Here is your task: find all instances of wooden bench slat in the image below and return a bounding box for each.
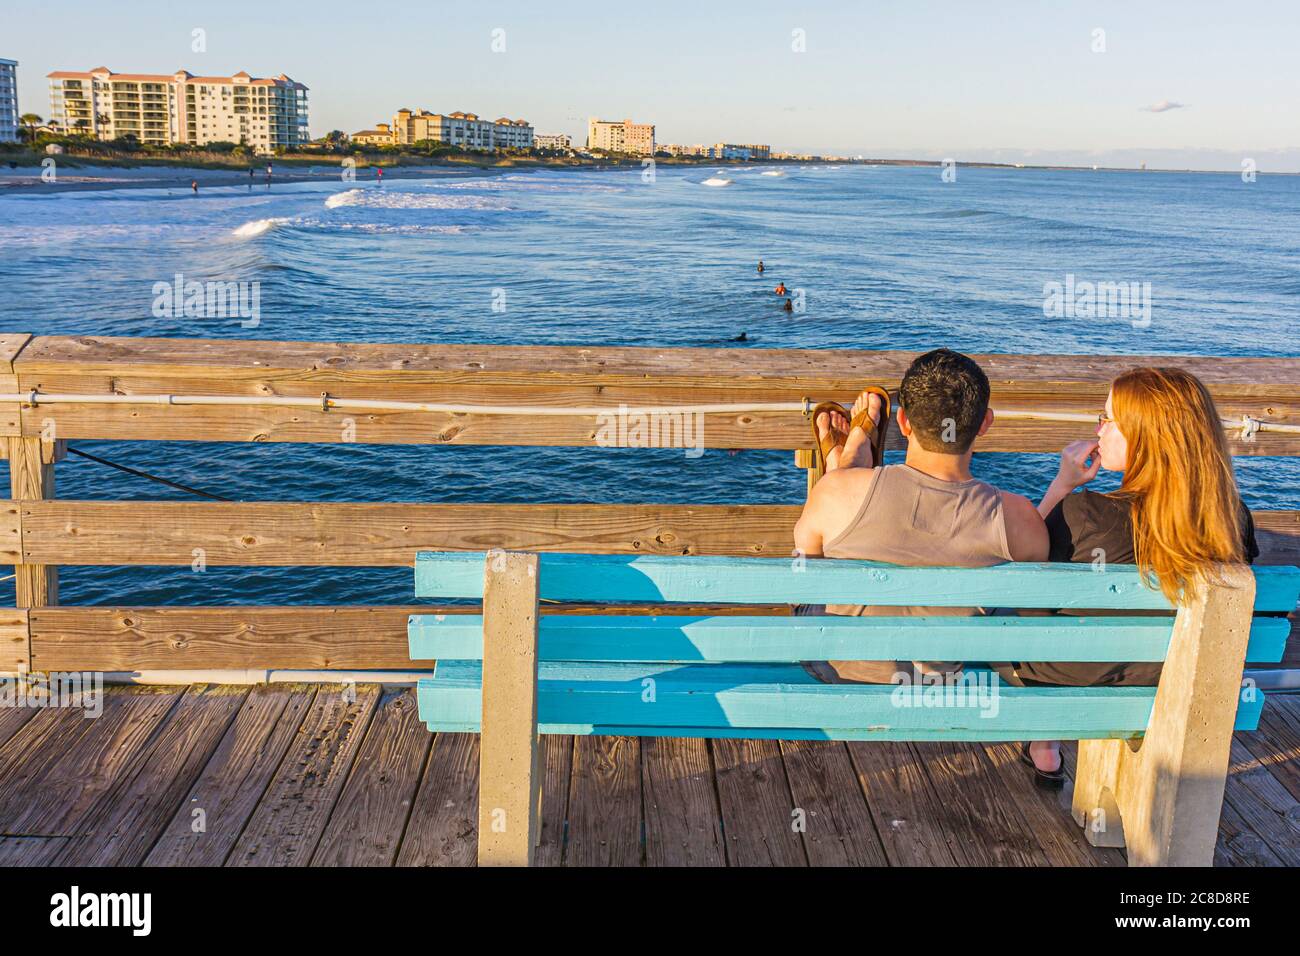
[415,553,1300,613]
[408,613,1291,664]
[415,662,1265,737]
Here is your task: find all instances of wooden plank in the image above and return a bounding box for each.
[54,684,248,866]
[394,733,480,867]
[0,836,69,866]
[8,437,57,605]
[477,551,541,866]
[1219,737,1300,866]
[912,741,1051,866]
[1214,793,1284,867]
[419,661,1262,738]
[0,700,37,754]
[0,686,180,837]
[12,502,1300,575]
[980,741,1124,867]
[226,683,380,866]
[411,613,1290,664]
[17,502,802,565]
[1236,704,1300,804]
[144,684,314,866]
[0,333,32,438]
[534,734,573,867]
[641,736,725,866]
[845,742,960,865]
[12,335,1298,452]
[564,735,642,866]
[311,686,432,866]
[711,738,806,866]
[27,603,790,672]
[779,739,889,866]
[0,609,30,673]
[417,552,1299,611]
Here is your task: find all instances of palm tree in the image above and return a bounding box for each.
[18,113,42,143]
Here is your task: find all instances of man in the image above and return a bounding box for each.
[794,348,1048,684]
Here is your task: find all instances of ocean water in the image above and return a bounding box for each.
[0,164,1296,605]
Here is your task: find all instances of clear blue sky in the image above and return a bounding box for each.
[7,0,1298,170]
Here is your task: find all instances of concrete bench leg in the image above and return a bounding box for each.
[476,550,542,867]
[1072,563,1255,866]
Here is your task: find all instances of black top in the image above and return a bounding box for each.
[1045,490,1260,566]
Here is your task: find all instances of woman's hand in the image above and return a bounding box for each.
[1037,439,1101,518]
[1055,439,1102,490]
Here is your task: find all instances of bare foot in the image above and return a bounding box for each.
[816,406,850,471]
[839,390,884,469]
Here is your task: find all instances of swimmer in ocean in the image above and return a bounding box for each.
[191,180,198,194]
[757,260,765,274]
[783,298,794,312]
[774,282,787,295]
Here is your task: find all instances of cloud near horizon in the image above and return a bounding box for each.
[1140,100,1187,113]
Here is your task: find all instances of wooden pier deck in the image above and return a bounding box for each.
[1,682,1296,867]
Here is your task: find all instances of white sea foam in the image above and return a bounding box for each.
[324,188,509,210]
[701,177,732,187]
[761,170,785,177]
[232,217,287,238]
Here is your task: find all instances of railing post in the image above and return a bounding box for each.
[8,436,59,608]
[477,549,541,866]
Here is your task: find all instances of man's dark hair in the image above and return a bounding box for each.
[897,348,990,453]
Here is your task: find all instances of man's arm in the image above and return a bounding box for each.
[1001,491,1049,562]
[793,482,827,557]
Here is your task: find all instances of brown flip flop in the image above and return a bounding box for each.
[848,386,891,468]
[808,401,849,484]
[806,386,891,484]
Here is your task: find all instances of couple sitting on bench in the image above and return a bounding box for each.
[795,348,1259,789]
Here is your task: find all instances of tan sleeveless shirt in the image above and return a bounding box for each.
[803,464,1013,683]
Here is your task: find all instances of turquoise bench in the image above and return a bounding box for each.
[408,550,1300,866]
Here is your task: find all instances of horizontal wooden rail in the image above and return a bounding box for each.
[22,605,1298,672]
[5,501,1297,566]
[3,334,1297,453]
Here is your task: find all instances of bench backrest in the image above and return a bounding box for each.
[408,552,1300,742]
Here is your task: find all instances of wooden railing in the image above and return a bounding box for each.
[2,333,1297,675]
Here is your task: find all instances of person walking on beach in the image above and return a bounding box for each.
[377,167,384,184]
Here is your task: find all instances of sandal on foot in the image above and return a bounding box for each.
[847,386,891,469]
[1020,742,1065,791]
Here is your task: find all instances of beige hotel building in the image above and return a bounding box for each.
[587,117,655,156]
[47,67,309,153]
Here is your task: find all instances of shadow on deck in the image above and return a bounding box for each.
[0,683,1296,867]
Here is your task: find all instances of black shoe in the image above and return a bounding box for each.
[1020,742,1065,791]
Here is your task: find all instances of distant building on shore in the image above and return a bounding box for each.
[383,108,533,150]
[587,117,655,156]
[46,67,309,153]
[0,58,18,143]
[535,132,572,150]
[351,122,393,145]
[711,143,771,160]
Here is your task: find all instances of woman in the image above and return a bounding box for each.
[1006,367,1259,788]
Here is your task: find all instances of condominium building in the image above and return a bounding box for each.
[587,117,655,155]
[46,67,309,153]
[0,59,18,143]
[389,108,533,150]
[534,132,572,150]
